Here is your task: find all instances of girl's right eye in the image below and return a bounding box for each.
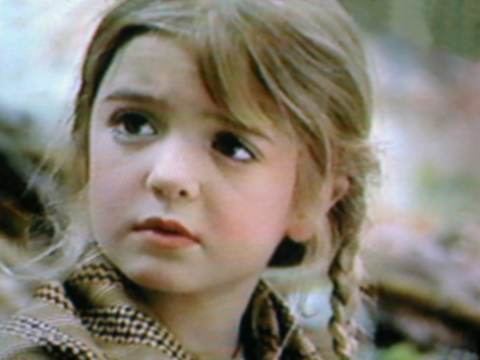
[110,110,157,142]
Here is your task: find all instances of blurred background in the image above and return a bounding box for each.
[1,1,479,359]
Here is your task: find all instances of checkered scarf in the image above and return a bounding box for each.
[0,251,322,359]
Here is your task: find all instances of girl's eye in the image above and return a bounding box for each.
[110,110,156,140]
[212,131,255,162]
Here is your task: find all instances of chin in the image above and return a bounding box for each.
[126,266,205,294]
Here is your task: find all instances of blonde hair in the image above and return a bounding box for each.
[57,0,377,357]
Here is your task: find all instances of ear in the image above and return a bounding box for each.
[327,175,349,209]
[286,175,349,243]
[286,211,316,243]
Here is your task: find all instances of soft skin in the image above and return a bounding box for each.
[88,34,320,357]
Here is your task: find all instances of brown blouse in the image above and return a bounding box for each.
[0,251,323,359]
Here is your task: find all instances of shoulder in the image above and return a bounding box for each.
[0,325,50,359]
[244,280,325,359]
[0,281,106,360]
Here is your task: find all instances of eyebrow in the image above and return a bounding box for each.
[103,89,273,143]
[214,113,274,144]
[104,90,169,109]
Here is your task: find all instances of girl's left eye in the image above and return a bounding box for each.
[212,131,256,162]
[110,110,157,140]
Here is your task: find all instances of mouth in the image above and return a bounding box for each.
[132,217,200,245]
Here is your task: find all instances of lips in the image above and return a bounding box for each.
[132,217,200,244]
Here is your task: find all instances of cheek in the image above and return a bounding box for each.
[88,131,140,200]
[254,156,298,209]
[89,144,116,204]
[212,166,297,242]
[87,142,135,233]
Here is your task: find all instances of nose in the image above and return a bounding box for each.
[145,139,201,202]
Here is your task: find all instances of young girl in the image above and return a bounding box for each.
[0,0,376,358]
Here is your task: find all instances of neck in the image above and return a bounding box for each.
[134,279,257,359]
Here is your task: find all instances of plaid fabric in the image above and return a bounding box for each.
[0,251,322,359]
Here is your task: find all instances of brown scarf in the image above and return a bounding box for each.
[0,252,323,359]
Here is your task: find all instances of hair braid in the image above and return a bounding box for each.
[326,169,369,359]
[328,234,359,359]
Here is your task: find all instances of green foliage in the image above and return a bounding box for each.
[378,343,425,360]
[423,0,480,59]
[340,0,392,33]
[417,166,480,220]
[341,0,480,59]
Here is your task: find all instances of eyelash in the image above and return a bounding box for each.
[109,109,157,142]
[212,131,256,162]
[108,109,257,162]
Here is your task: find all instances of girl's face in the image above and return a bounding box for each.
[88,34,315,296]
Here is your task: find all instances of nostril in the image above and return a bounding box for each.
[179,189,188,197]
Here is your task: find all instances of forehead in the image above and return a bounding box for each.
[106,35,194,82]
[93,33,296,139]
[96,34,216,110]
